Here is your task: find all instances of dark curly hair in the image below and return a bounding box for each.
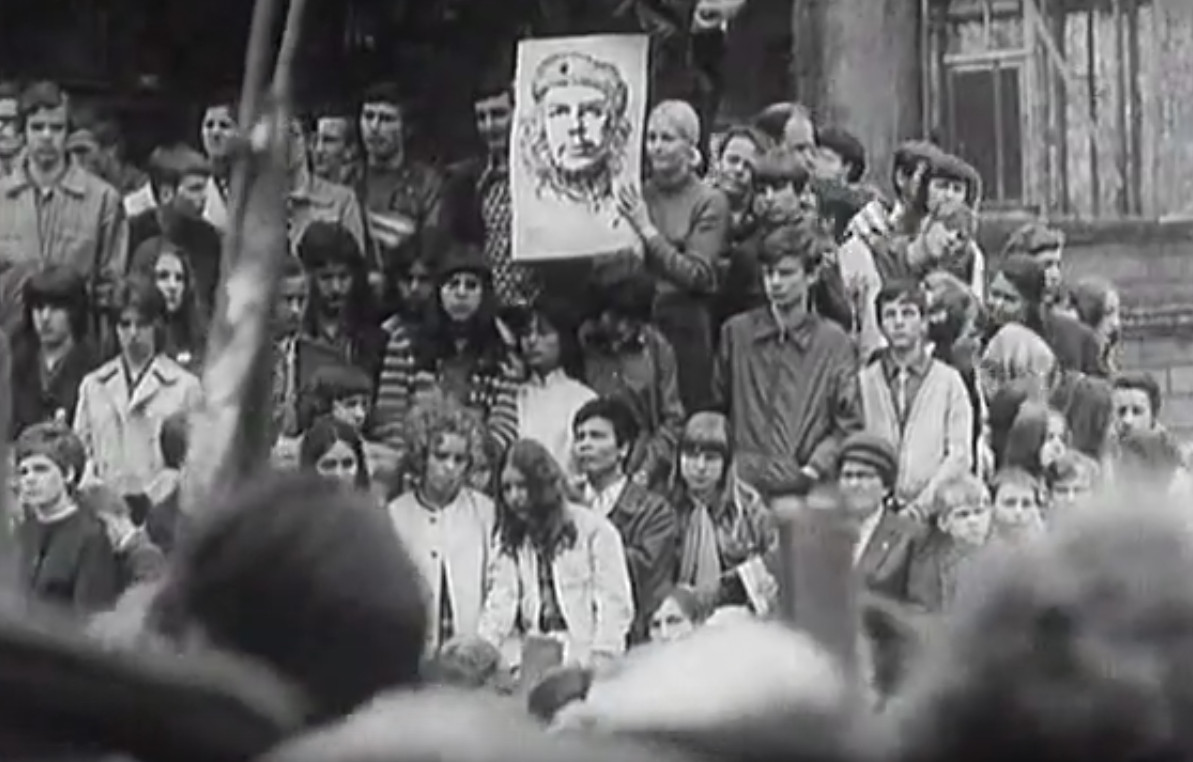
[496,439,576,560]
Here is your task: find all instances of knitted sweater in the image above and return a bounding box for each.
[859,358,974,508]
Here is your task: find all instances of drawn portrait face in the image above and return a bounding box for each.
[543,83,611,174]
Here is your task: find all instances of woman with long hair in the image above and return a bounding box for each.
[479,439,633,671]
[373,244,519,450]
[668,412,775,591]
[1068,276,1123,373]
[299,415,371,493]
[130,237,208,372]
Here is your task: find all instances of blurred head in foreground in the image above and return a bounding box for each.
[883,493,1193,762]
[164,471,427,725]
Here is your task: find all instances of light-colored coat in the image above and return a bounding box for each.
[387,488,498,652]
[479,503,634,668]
[859,358,973,509]
[73,355,202,495]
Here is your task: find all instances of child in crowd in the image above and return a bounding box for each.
[910,473,991,613]
[1045,449,1100,519]
[988,467,1046,545]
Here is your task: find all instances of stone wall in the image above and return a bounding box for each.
[980,217,1193,439]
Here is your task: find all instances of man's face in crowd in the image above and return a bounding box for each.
[173,172,209,217]
[543,84,610,174]
[424,432,470,501]
[573,416,625,479]
[17,454,70,511]
[816,147,849,182]
[837,459,886,521]
[274,274,309,337]
[332,394,370,433]
[32,303,71,347]
[782,114,817,169]
[26,105,67,170]
[116,307,157,365]
[360,101,403,162]
[716,135,759,199]
[879,296,926,352]
[397,260,435,313]
[314,262,352,315]
[762,255,812,312]
[0,97,21,159]
[201,105,237,161]
[286,119,309,176]
[927,176,967,211]
[313,116,352,177]
[1032,247,1064,299]
[68,134,102,176]
[1112,387,1155,438]
[474,91,513,157]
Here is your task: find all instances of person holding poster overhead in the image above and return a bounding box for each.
[616,100,729,412]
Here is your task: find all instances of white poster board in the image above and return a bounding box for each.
[511,34,650,262]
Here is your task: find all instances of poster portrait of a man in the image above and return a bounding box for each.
[510,35,648,261]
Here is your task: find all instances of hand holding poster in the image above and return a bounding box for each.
[511,34,650,262]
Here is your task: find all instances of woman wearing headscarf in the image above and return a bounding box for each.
[617,99,730,413]
[668,412,775,591]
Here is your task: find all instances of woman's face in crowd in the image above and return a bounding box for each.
[500,463,531,519]
[521,315,562,375]
[717,135,759,198]
[398,261,435,311]
[17,454,69,510]
[425,432,470,500]
[988,273,1028,326]
[440,271,484,323]
[940,499,991,547]
[201,105,237,161]
[645,113,690,176]
[314,262,353,315]
[1041,413,1068,469]
[650,596,696,644]
[116,307,157,363]
[32,303,71,346]
[1112,387,1154,438]
[838,460,887,519]
[573,417,625,478]
[332,394,369,432]
[680,445,725,496]
[993,482,1040,531]
[926,176,967,211]
[315,439,359,486]
[1099,289,1122,347]
[154,252,188,314]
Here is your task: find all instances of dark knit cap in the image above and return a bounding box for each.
[837,432,898,489]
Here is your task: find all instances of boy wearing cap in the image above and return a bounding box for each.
[14,422,120,613]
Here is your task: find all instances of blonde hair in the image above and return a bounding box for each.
[981,324,1056,397]
[934,473,990,518]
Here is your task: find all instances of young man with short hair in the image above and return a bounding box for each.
[572,396,678,644]
[1002,221,1066,309]
[859,280,973,519]
[713,221,864,502]
[0,81,128,342]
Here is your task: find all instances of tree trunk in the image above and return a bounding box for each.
[792,0,921,193]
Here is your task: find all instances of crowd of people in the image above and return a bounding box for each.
[0,54,1182,734]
